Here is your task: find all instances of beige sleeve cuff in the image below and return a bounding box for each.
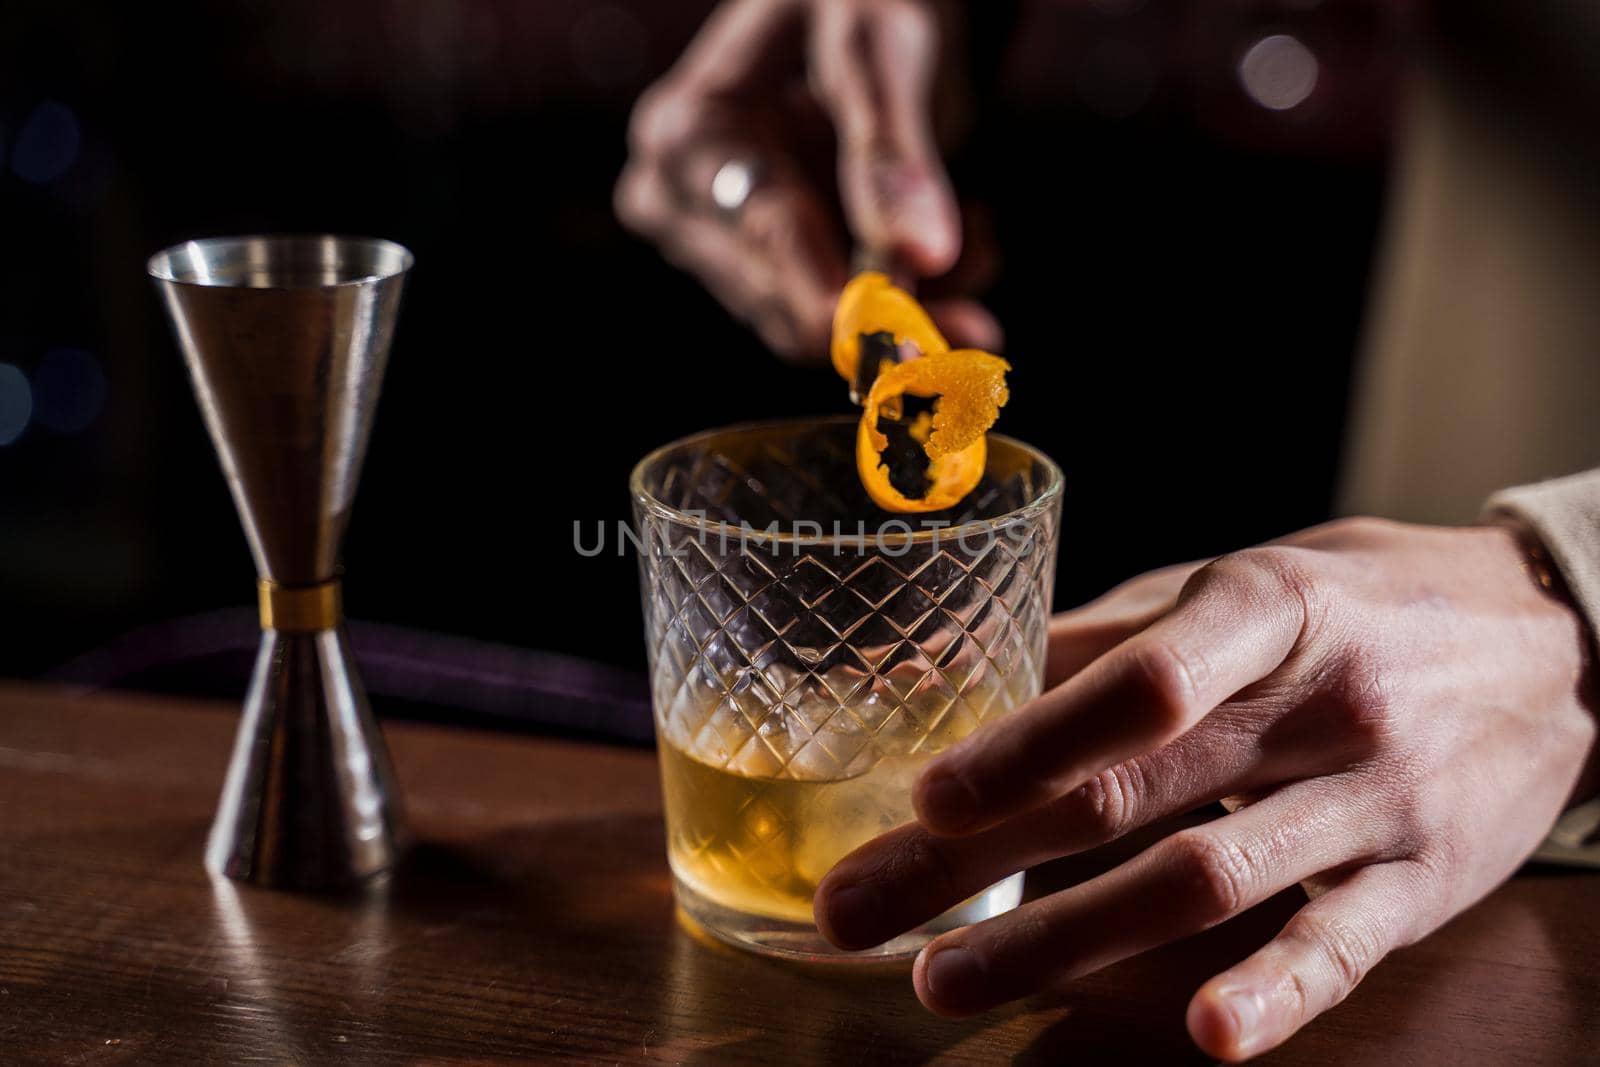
[1484,466,1600,867]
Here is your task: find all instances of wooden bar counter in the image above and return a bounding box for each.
[1,683,1595,1063]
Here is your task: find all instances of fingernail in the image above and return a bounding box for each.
[1218,987,1263,1054]
[821,885,881,947]
[924,945,982,1006]
[918,772,977,832]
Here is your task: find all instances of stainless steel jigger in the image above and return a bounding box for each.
[149,235,412,891]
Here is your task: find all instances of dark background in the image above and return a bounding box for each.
[0,1,1404,689]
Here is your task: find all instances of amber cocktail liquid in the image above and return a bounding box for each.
[632,419,1062,960]
[660,736,924,926]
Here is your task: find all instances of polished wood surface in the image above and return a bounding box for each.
[1,682,1595,1064]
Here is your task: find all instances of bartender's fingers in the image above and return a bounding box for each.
[910,775,1388,1018]
[810,0,960,275]
[679,146,847,350]
[915,549,1311,836]
[618,2,846,360]
[1043,561,1202,688]
[616,165,765,330]
[617,152,846,358]
[1187,861,1433,1060]
[817,709,1317,951]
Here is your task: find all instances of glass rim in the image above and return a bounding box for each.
[146,234,414,290]
[629,415,1063,548]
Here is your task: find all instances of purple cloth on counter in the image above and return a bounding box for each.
[46,609,655,745]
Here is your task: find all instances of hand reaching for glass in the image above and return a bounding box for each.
[814,517,1599,1060]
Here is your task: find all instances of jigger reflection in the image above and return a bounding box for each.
[149,235,411,890]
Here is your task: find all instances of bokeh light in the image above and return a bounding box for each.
[1238,35,1319,112]
[32,348,108,434]
[0,364,33,446]
[10,100,81,184]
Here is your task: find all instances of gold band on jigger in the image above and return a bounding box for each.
[258,579,343,632]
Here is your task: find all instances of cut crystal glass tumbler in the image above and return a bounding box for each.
[631,417,1063,960]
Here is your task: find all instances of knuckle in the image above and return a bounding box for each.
[1126,639,1206,736]
[627,84,691,156]
[1191,546,1324,621]
[1202,545,1325,613]
[613,185,641,232]
[1288,911,1381,1000]
[1069,762,1144,843]
[1165,830,1257,920]
[1401,795,1463,869]
[1283,964,1316,1021]
[625,93,659,152]
[1361,754,1448,856]
[612,168,657,234]
[1182,552,1261,599]
[1268,550,1330,638]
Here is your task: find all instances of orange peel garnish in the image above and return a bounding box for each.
[862,349,1011,458]
[830,271,1009,513]
[856,418,989,513]
[856,349,1011,513]
[830,271,948,385]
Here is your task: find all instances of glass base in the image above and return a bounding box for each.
[672,871,1025,963]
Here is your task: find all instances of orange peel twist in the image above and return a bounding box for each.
[830,271,948,384]
[832,272,1010,513]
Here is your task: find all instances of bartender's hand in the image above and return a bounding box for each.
[615,0,1000,360]
[815,517,1600,1060]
